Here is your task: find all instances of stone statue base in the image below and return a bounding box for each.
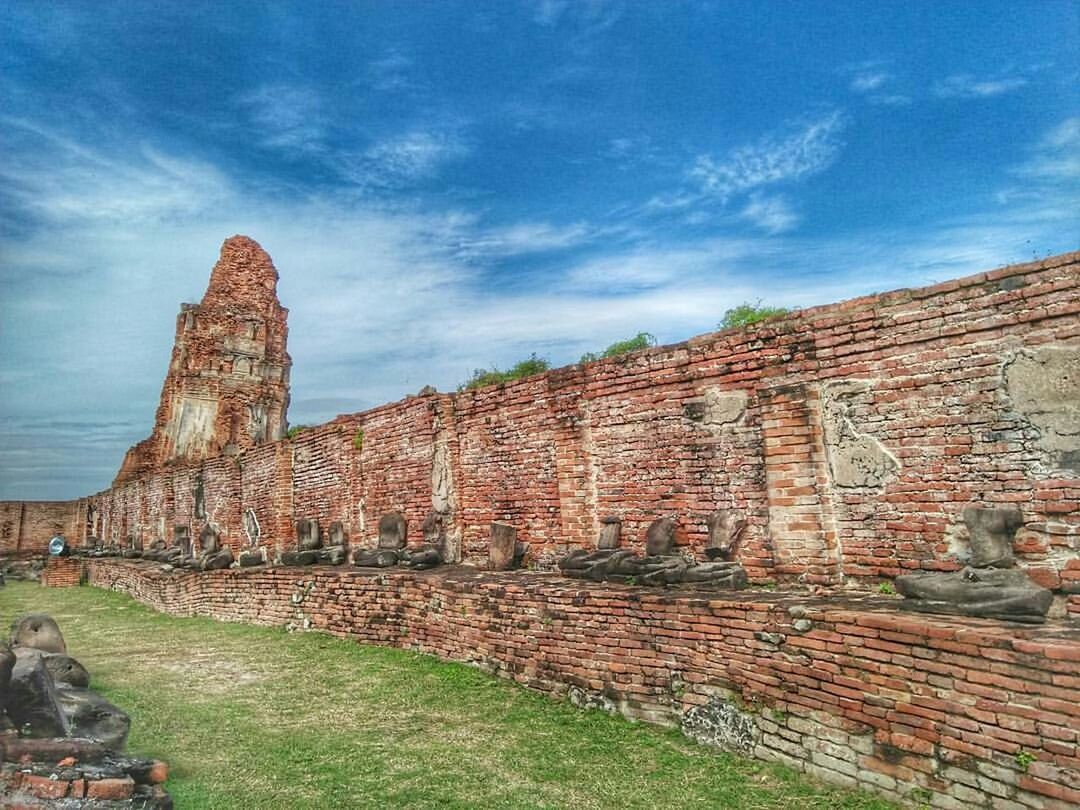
[558,548,747,588]
[895,567,1052,624]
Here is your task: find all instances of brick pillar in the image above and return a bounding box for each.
[273,441,294,554]
[760,383,842,585]
[551,385,596,558]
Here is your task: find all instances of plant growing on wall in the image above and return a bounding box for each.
[719,301,789,329]
[459,354,551,390]
[580,332,657,364]
[285,425,310,440]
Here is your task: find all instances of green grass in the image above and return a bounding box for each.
[0,582,896,809]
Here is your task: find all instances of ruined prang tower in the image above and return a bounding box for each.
[114,236,291,484]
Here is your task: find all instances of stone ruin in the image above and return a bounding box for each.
[896,506,1053,623]
[0,614,171,806]
[280,519,347,566]
[559,512,748,587]
[351,511,447,570]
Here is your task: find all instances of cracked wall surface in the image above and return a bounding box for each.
[1003,345,1080,474]
[821,380,900,489]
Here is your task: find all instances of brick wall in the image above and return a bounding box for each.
[41,556,85,587]
[80,251,1079,593]
[0,500,86,559]
[87,560,1080,809]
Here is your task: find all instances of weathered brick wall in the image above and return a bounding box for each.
[87,560,1080,809]
[0,500,85,559]
[40,556,84,587]
[80,251,1080,594]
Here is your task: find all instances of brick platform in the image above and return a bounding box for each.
[40,556,84,587]
[89,559,1080,809]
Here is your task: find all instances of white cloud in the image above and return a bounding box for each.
[0,117,232,225]
[868,94,913,107]
[336,129,469,189]
[458,221,596,257]
[366,131,466,179]
[933,73,1028,99]
[367,51,414,92]
[237,84,327,154]
[533,0,569,26]
[1016,116,1080,182]
[688,110,847,203]
[851,72,889,92]
[739,193,800,234]
[532,0,622,32]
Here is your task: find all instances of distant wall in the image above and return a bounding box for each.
[80,251,1079,595]
[0,500,87,559]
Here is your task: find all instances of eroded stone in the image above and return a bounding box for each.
[377,513,407,549]
[489,523,524,571]
[10,614,66,654]
[645,517,677,556]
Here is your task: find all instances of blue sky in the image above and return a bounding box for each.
[1,1,1077,500]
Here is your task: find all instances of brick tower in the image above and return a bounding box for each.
[115,236,291,484]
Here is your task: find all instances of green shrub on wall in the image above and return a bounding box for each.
[459,354,551,391]
[719,302,789,330]
[580,332,657,364]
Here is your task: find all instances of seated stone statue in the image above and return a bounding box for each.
[159,526,194,566]
[559,514,748,588]
[195,525,233,571]
[405,511,448,569]
[121,536,143,559]
[281,519,347,565]
[322,521,349,564]
[352,512,408,567]
[895,506,1053,623]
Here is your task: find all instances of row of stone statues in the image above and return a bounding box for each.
[558,512,748,588]
[350,512,446,569]
[84,504,1056,622]
[1,615,171,806]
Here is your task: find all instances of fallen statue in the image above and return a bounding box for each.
[1,614,171,807]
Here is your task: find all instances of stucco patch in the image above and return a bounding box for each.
[1003,346,1080,473]
[821,381,899,489]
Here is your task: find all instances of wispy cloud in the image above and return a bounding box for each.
[686,110,847,203]
[532,0,623,32]
[338,129,469,189]
[842,61,911,105]
[0,116,232,225]
[739,193,799,234]
[367,51,415,92]
[1015,116,1080,182]
[457,221,596,257]
[933,73,1028,99]
[237,84,327,154]
[851,71,889,92]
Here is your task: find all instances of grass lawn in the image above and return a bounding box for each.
[1,581,897,809]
